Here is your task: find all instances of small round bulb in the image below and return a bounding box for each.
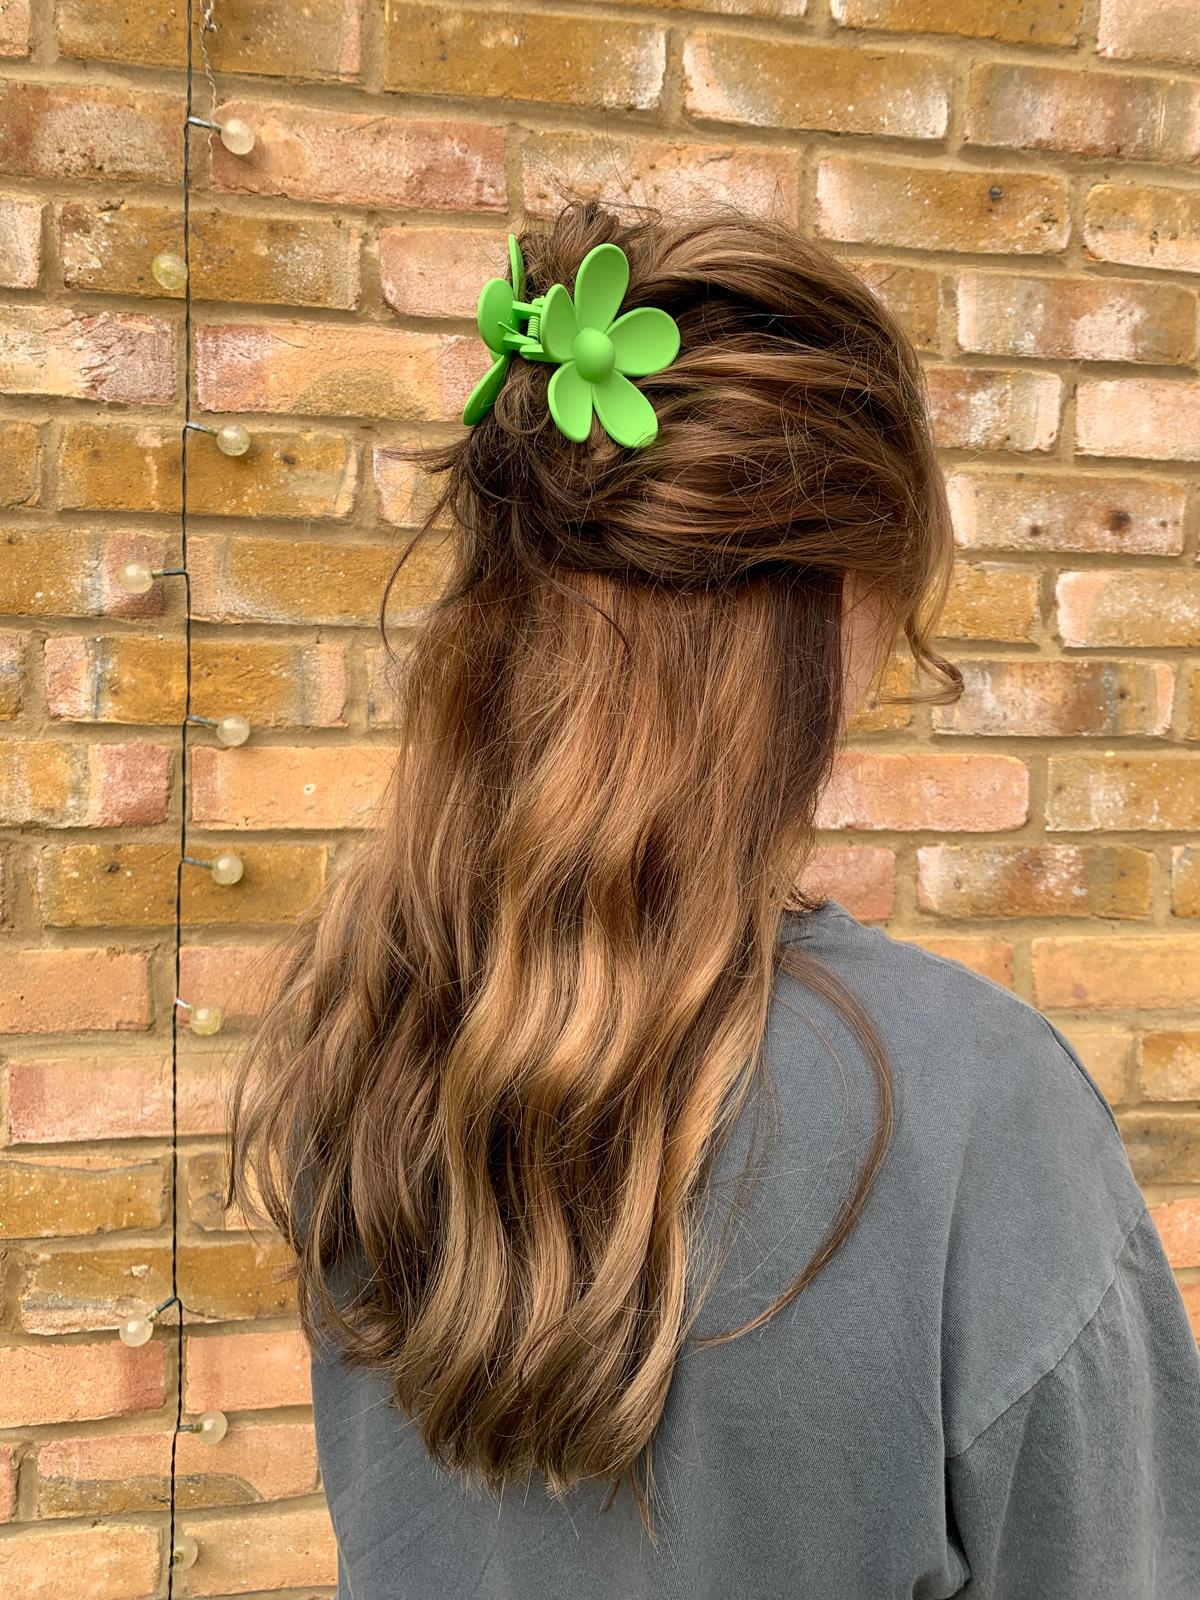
[210,852,244,886]
[215,421,251,458]
[151,251,188,292]
[172,1534,200,1570]
[189,1003,224,1037]
[197,1410,229,1444]
[117,561,155,596]
[219,117,255,156]
[119,1314,154,1348]
[215,714,251,748]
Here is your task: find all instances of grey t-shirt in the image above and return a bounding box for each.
[309,896,1200,1597]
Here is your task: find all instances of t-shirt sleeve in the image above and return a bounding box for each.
[946,1204,1200,1598]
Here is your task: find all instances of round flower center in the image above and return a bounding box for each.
[572,327,615,383]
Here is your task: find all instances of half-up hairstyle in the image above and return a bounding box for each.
[229,197,963,1536]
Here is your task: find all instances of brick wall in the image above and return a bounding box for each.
[1,0,1198,1592]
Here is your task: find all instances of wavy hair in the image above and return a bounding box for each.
[229,198,963,1536]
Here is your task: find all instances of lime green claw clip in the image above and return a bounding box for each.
[462,235,681,450]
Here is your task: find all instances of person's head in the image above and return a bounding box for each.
[230,197,962,1533]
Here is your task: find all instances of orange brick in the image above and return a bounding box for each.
[35,1420,319,1517]
[0,629,24,718]
[1047,755,1200,832]
[796,845,896,921]
[366,640,415,725]
[38,842,327,928]
[61,200,362,309]
[373,446,445,528]
[0,1338,165,1427]
[1084,183,1200,274]
[0,0,29,54]
[1173,846,1200,918]
[955,271,1195,364]
[57,0,362,78]
[817,750,1028,831]
[1149,1196,1200,1267]
[0,1522,161,1600]
[0,82,180,182]
[0,1445,13,1521]
[1098,0,1200,66]
[932,658,1172,738]
[901,933,1014,987]
[1141,1030,1200,1100]
[1077,378,1200,461]
[682,34,948,138]
[184,1327,311,1412]
[936,563,1040,643]
[0,306,174,404]
[831,0,1082,45]
[60,419,355,519]
[965,62,1200,164]
[1118,1112,1200,1183]
[384,4,665,110]
[0,1154,164,1239]
[0,417,40,505]
[815,157,1069,255]
[848,654,914,733]
[0,192,40,287]
[847,261,940,352]
[521,130,799,223]
[925,367,1061,453]
[0,529,169,620]
[1033,935,1200,1008]
[180,1503,337,1596]
[0,949,151,1034]
[187,1148,245,1231]
[379,223,508,318]
[916,843,1153,919]
[191,744,394,830]
[178,944,277,1028]
[1190,666,1200,740]
[947,471,1185,556]
[1056,570,1200,648]
[44,634,348,728]
[1055,1022,1132,1107]
[210,99,506,211]
[5,1054,227,1144]
[0,740,171,827]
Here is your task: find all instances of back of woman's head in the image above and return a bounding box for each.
[230,197,962,1533]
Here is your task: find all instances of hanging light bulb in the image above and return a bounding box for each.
[176,999,224,1037]
[187,712,251,747]
[151,251,188,292]
[183,852,245,886]
[116,562,186,595]
[117,1294,178,1348]
[172,1534,200,1570]
[186,419,252,457]
[179,1410,229,1445]
[187,113,255,155]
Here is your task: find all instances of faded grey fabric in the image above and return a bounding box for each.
[309,897,1200,1598]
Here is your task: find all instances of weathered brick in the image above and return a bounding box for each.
[1046,755,1200,831]
[188,1148,245,1231]
[384,4,665,110]
[831,0,1082,45]
[916,843,1153,919]
[682,34,948,138]
[5,1054,227,1144]
[0,1523,161,1600]
[0,0,29,54]
[18,1237,296,1333]
[0,82,180,183]
[947,471,1186,556]
[35,1421,319,1517]
[1190,666,1200,741]
[1034,935,1200,1010]
[1077,378,1200,461]
[955,270,1195,364]
[965,62,1200,164]
[210,99,506,211]
[0,418,40,505]
[178,944,277,1029]
[196,320,477,421]
[59,420,356,520]
[848,654,914,733]
[931,658,1172,738]
[191,744,394,830]
[1056,570,1200,648]
[817,751,1028,831]
[0,949,151,1034]
[0,1154,164,1239]
[189,532,449,624]
[0,629,24,718]
[380,223,508,318]
[1118,1112,1200,1183]
[44,634,348,728]
[0,528,169,620]
[1173,845,1200,918]
[815,157,1070,255]
[1057,1022,1132,1107]
[0,740,171,827]
[521,130,799,223]
[0,192,40,287]
[61,200,362,309]
[179,1503,337,1597]
[925,367,1062,452]
[1084,183,1200,274]
[57,0,362,78]
[0,306,174,404]
[1150,1195,1200,1268]
[796,845,896,922]
[0,1445,14,1521]
[1098,0,1200,66]
[936,562,1040,643]
[367,640,414,725]
[0,1338,165,1427]
[38,842,327,927]
[903,933,1014,987]
[184,1327,311,1412]
[1141,1030,1200,1100]
[373,447,445,528]
[847,261,940,351]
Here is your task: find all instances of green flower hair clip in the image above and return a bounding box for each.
[462,235,680,451]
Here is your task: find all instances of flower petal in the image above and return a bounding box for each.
[574,243,629,333]
[608,306,681,377]
[592,370,658,450]
[476,278,515,354]
[462,354,510,425]
[547,362,594,443]
[538,283,579,363]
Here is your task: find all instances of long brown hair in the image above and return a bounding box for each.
[229,198,962,1535]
